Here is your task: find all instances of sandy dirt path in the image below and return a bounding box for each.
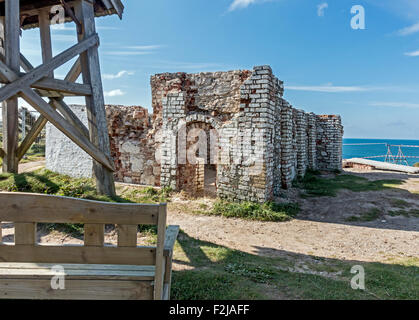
[168,169,419,263]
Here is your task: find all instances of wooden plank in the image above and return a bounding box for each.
[75,0,116,197]
[163,256,173,300]
[117,225,138,247]
[14,223,36,245]
[31,78,92,96]
[0,33,99,103]
[162,283,170,300]
[84,224,104,246]
[16,57,87,161]
[16,116,48,160]
[39,8,53,78]
[0,264,155,280]
[51,99,90,137]
[0,244,156,265]
[0,192,159,225]
[0,279,153,300]
[20,87,115,171]
[154,203,167,300]
[0,263,155,273]
[2,0,20,173]
[164,225,180,257]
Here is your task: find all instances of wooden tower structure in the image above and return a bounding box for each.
[0,0,124,196]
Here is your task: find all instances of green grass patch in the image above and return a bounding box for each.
[388,209,419,218]
[208,200,299,222]
[171,231,419,300]
[294,170,404,197]
[346,208,382,222]
[389,199,411,208]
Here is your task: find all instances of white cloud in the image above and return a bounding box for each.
[397,22,419,35]
[104,89,125,97]
[124,45,164,50]
[286,85,367,93]
[286,84,417,93]
[104,51,153,56]
[317,3,328,17]
[404,50,419,57]
[228,0,270,12]
[369,101,419,109]
[103,70,135,80]
[104,44,163,56]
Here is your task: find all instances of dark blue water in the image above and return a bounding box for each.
[343,139,419,166]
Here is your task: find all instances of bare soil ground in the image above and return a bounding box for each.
[168,169,419,264]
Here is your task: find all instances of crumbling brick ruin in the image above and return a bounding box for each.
[46,65,343,202]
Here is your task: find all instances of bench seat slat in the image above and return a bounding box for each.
[0,263,155,280]
[0,279,154,300]
[0,244,156,265]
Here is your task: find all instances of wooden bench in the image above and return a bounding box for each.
[0,192,179,300]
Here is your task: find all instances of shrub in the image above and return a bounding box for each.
[210,200,299,222]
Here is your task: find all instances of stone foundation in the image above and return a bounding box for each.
[46,65,343,202]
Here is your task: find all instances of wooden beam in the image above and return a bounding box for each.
[75,0,116,197]
[39,9,53,78]
[20,87,115,171]
[16,115,48,161]
[31,78,92,96]
[2,0,20,173]
[0,33,99,103]
[16,57,88,161]
[154,204,167,300]
[50,99,90,137]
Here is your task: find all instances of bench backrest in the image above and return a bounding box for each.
[0,192,167,299]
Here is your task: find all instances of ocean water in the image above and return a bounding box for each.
[343,139,419,166]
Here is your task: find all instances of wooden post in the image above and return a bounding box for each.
[2,0,20,173]
[75,0,116,197]
[39,9,54,78]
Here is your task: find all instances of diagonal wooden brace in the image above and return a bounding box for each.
[20,88,114,172]
[16,58,89,161]
[0,33,99,103]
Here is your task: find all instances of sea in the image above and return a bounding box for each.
[343,139,419,167]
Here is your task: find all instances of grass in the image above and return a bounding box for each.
[389,198,410,208]
[294,170,404,197]
[171,231,419,300]
[388,209,419,218]
[207,200,299,222]
[346,208,382,222]
[0,169,170,203]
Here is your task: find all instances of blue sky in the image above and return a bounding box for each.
[17,0,419,139]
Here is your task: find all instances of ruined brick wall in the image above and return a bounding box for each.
[316,115,344,171]
[46,105,160,185]
[106,105,160,185]
[46,65,343,203]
